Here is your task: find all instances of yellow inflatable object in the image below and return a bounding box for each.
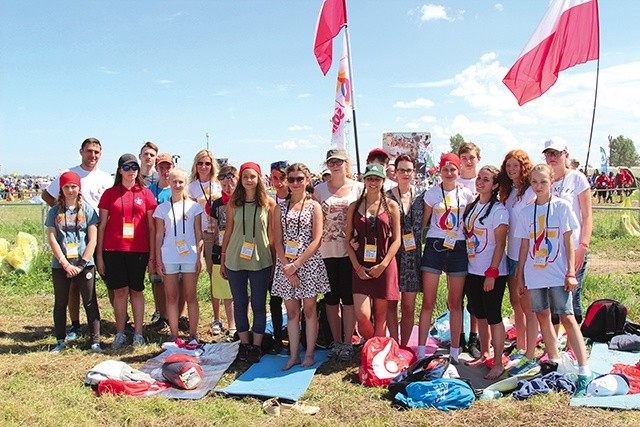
[4,232,39,274]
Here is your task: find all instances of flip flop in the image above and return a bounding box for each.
[262,397,281,417]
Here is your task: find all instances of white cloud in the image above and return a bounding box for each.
[297,93,312,99]
[419,115,437,123]
[417,4,465,22]
[99,67,117,75]
[156,79,172,86]
[495,3,504,12]
[274,138,318,150]
[288,125,312,131]
[404,122,421,130]
[393,98,435,109]
[392,79,454,89]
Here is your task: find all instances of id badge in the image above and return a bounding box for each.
[218,230,225,245]
[285,240,299,259]
[466,239,476,258]
[123,222,134,239]
[533,248,548,269]
[207,222,215,233]
[443,230,457,250]
[65,242,79,259]
[176,239,189,257]
[364,243,377,263]
[402,233,417,251]
[240,241,255,260]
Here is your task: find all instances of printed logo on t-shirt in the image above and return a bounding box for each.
[135,197,144,206]
[468,212,488,254]
[529,214,560,263]
[435,195,460,231]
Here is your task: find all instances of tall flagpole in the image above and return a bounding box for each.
[344,24,361,176]
[584,58,599,172]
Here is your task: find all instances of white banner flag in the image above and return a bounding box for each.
[330,34,352,148]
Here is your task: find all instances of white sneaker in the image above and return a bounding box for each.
[50,340,65,354]
[132,334,145,347]
[91,343,103,353]
[211,319,223,335]
[111,333,126,350]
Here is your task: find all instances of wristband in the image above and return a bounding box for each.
[221,252,226,256]
[579,242,589,249]
[565,274,576,278]
[148,259,155,264]
[355,265,362,274]
[76,259,88,269]
[292,262,298,271]
[484,266,499,279]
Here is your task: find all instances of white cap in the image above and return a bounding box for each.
[586,373,630,397]
[543,139,568,153]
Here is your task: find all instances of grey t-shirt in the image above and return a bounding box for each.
[45,203,99,268]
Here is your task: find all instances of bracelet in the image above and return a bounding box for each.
[221,252,226,256]
[76,259,88,269]
[292,262,298,271]
[148,259,155,264]
[565,274,576,278]
[355,265,362,274]
[484,266,499,279]
[287,272,296,279]
[579,242,589,249]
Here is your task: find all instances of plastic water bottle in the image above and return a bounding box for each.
[480,389,503,400]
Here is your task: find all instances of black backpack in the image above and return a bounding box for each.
[580,299,628,342]
[388,354,450,396]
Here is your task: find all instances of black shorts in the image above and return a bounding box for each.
[102,251,149,292]
[464,273,507,325]
[323,257,354,306]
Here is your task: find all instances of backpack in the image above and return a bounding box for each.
[580,299,628,342]
[393,379,475,411]
[359,337,412,387]
[300,298,332,349]
[388,354,450,396]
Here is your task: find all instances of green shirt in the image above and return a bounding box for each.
[224,201,273,271]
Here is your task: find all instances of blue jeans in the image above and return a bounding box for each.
[226,267,271,334]
[552,251,588,324]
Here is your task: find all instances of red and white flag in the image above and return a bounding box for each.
[314,0,347,75]
[331,35,352,148]
[503,0,599,106]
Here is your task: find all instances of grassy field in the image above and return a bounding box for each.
[2,208,640,426]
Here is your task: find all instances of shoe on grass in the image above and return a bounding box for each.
[327,341,342,359]
[574,373,594,397]
[338,343,354,362]
[211,319,223,335]
[91,343,103,353]
[65,325,79,342]
[237,343,250,362]
[467,334,481,359]
[247,345,263,364]
[50,339,65,354]
[111,333,126,350]
[150,311,161,324]
[132,334,145,347]
[508,356,540,377]
[506,349,526,369]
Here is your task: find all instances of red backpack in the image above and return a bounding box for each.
[580,299,628,343]
[359,337,412,387]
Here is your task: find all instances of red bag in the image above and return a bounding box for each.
[359,337,411,387]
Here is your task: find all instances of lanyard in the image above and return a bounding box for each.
[364,197,382,239]
[170,199,186,237]
[242,201,259,240]
[466,201,488,237]
[284,198,306,242]
[396,187,414,231]
[198,180,212,206]
[533,196,552,251]
[440,184,460,230]
[119,184,136,222]
[63,203,80,241]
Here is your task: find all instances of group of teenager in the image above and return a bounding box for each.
[44,136,595,393]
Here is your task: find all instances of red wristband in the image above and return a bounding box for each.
[579,242,589,249]
[565,274,576,278]
[355,265,362,274]
[484,266,499,279]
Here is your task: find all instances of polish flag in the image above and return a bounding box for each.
[503,0,599,106]
[331,35,352,148]
[314,0,347,75]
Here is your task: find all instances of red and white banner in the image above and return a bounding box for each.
[331,35,352,148]
[314,0,347,75]
[503,0,599,106]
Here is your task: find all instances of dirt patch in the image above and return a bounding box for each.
[588,254,640,275]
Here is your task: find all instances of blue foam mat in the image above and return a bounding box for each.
[217,350,329,402]
[570,342,640,409]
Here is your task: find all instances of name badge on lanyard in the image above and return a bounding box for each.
[533,248,548,269]
[402,232,416,251]
[285,240,299,259]
[65,242,79,259]
[123,222,134,239]
[218,230,225,245]
[176,239,189,257]
[466,238,476,258]
[443,230,457,250]
[364,241,377,263]
[240,241,255,260]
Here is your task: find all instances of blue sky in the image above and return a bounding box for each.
[2,1,639,176]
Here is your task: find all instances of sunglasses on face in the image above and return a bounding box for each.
[218,173,235,181]
[121,164,139,172]
[197,161,212,166]
[287,176,305,183]
[327,159,344,167]
[270,161,288,170]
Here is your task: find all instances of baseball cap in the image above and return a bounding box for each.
[367,148,390,161]
[439,153,461,171]
[363,163,386,179]
[118,153,139,168]
[156,153,174,166]
[543,139,568,153]
[326,148,349,161]
[586,373,630,397]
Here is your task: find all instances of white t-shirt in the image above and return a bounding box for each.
[315,180,364,258]
[458,176,477,197]
[464,201,509,276]
[551,169,590,246]
[514,197,579,289]
[153,199,203,265]
[505,186,536,260]
[188,180,222,233]
[383,179,398,192]
[46,165,113,213]
[423,184,475,240]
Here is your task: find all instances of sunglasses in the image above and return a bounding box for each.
[197,161,212,166]
[218,173,235,180]
[270,161,288,170]
[287,176,305,184]
[327,159,345,167]
[121,164,139,172]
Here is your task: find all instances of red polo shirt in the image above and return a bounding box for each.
[98,183,157,252]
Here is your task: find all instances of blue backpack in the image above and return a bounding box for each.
[393,379,476,411]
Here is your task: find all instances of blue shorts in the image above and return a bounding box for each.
[528,286,574,315]
[507,257,518,276]
[420,238,467,276]
[164,263,198,274]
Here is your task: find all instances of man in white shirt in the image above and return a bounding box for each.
[43,137,114,340]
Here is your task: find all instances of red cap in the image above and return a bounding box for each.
[239,162,262,178]
[156,152,174,166]
[60,171,81,189]
[367,148,390,161]
[439,153,461,171]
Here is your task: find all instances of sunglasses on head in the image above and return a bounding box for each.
[218,173,235,180]
[197,161,212,166]
[121,164,139,172]
[270,161,288,170]
[287,176,305,183]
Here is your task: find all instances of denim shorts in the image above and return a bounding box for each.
[164,263,198,274]
[507,257,518,276]
[420,238,468,276]
[528,286,574,315]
